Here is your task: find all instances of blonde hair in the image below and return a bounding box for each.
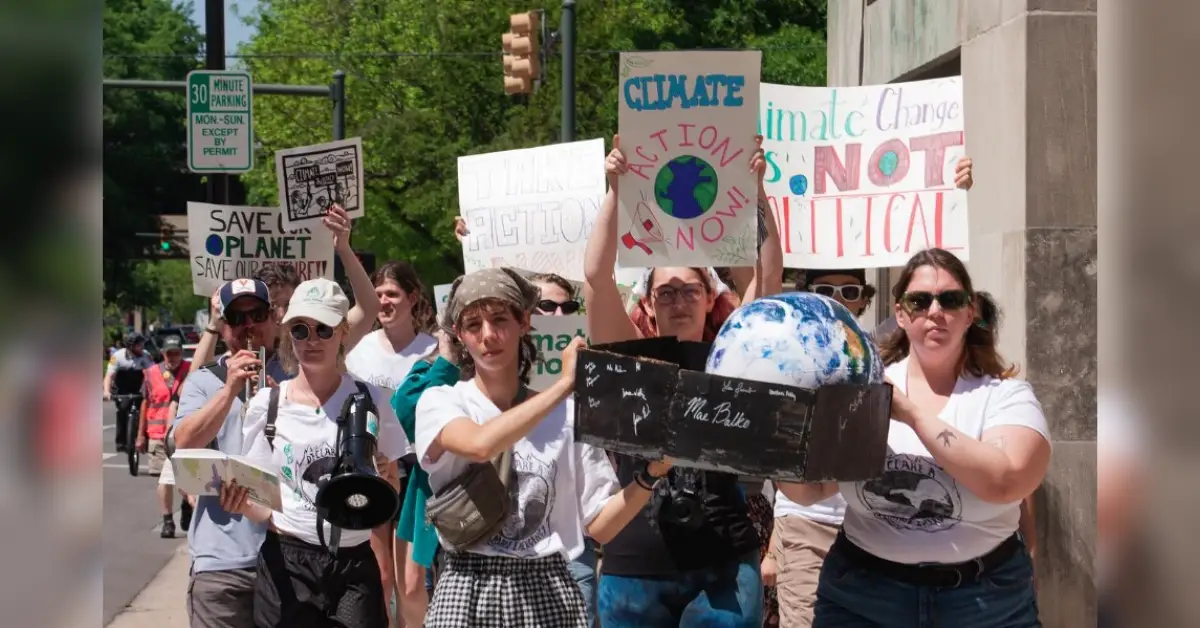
[278,321,350,376]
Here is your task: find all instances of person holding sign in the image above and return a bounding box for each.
[583,134,783,628]
[412,268,673,628]
[777,248,1049,628]
[219,278,412,628]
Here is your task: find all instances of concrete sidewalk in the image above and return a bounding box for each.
[107,543,190,627]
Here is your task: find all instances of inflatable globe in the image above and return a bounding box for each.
[705,292,884,389]
[655,155,719,219]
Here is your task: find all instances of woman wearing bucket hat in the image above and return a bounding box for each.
[217,277,413,628]
[412,267,673,627]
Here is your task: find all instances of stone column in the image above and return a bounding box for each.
[961,2,1097,627]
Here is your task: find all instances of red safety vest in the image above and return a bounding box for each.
[143,363,189,440]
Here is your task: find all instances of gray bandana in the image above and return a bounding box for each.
[442,268,541,330]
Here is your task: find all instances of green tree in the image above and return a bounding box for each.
[103,0,203,307]
[237,0,827,286]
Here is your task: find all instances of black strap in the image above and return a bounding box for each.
[834,531,1023,588]
[265,385,280,451]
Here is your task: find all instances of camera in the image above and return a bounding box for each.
[658,469,707,529]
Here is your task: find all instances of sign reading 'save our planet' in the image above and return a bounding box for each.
[760,77,969,269]
[187,202,335,297]
[616,51,762,268]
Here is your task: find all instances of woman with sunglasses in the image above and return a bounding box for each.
[219,277,413,628]
[583,133,784,628]
[414,268,672,627]
[777,247,1050,627]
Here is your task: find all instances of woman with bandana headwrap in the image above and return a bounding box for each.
[410,268,673,627]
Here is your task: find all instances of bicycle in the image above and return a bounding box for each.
[112,394,144,477]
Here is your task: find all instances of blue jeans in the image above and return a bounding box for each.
[814,539,1041,627]
[597,552,763,627]
[568,538,599,628]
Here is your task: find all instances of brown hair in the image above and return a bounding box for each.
[255,264,301,291]
[372,260,436,334]
[452,300,538,386]
[526,273,577,300]
[630,267,739,341]
[879,248,1018,379]
[278,321,350,376]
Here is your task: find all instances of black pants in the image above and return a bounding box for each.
[113,398,137,449]
[254,531,387,628]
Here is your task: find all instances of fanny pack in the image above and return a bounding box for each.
[423,387,529,551]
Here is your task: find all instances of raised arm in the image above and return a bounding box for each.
[326,204,381,351]
[584,135,641,345]
[739,136,783,303]
[192,287,223,368]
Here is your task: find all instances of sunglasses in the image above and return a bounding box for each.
[536,299,581,315]
[900,290,972,314]
[226,307,271,327]
[289,322,336,342]
[810,283,864,301]
[652,284,705,306]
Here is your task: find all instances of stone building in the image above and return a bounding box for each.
[826,1,1097,626]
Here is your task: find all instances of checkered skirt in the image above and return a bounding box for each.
[425,551,587,628]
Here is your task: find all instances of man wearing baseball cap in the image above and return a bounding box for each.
[136,334,191,538]
[171,277,292,628]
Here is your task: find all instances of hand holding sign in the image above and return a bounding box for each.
[955,157,974,190]
[605,135,628,190]
[322,204,353,252]
[559,337,587,390]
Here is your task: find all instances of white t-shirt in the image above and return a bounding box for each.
[414,380,619,561]
[774,489,846,526]
[839,358,1050,564]
[346,330,438,394]
[241,374,413,547]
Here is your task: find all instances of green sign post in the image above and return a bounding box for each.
[187,70,254,173]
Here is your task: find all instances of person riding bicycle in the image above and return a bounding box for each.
[103,333,154,452]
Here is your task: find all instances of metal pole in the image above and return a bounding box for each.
[204,0,229,205]
[332,70,346,141]
[103,79,330,96]
[560,0,576,143]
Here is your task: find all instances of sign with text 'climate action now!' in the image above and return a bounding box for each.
[187,70,254,173]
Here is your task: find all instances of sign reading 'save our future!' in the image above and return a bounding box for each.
[187,70,254,173]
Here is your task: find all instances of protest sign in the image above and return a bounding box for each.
[187,202,335,297]
[433,284,453,321]
[760,78,969,269]
[616,51,762,268]
[274,137,365,231]
[457,139,606,281]
[529,315,588,392]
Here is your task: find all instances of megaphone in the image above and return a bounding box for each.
[314,388,399,551]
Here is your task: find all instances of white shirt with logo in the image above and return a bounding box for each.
[414,380,619,561]
[346,330,438,395]
[839,357,1050,564]
[241,374,413,547]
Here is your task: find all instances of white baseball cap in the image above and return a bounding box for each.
[282,278,350,327]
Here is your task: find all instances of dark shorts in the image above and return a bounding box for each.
[253,531,387,628]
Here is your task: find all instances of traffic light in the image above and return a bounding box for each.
[502,11,540,95]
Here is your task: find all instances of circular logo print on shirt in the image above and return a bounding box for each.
[856,453,963,532]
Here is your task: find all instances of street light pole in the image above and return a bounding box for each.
[560,0,576,143]
[332,70,346,141]
[204,0,229,205]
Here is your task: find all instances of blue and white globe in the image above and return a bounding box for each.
[705,292,884,389]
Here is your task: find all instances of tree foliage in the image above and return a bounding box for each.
[238,0,827,286]
[102,0,203,306]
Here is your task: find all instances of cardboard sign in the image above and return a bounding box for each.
[187,202,335,297]
[616,51,762,268]
[529,315,588,392]
[573,337,892,482]
[457,139,606,281]
[274,137,365,231]
[760,78,969,269]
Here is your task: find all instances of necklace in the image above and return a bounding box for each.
[292,385,326,414]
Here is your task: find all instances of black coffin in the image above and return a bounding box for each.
[573,337,892,482]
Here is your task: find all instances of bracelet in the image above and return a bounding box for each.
[633,469,657,491]
[204,327,220,334]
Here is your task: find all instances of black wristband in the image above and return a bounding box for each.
[634,469,656,491]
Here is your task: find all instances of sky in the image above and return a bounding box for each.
[190,0,259,64]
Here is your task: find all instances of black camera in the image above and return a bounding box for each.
[658,469,707,529]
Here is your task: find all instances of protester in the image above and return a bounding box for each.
[135,335,191,538]
[413,268,673,627]
[103,332,155,452]
[192,205,381,366]
[220,277,412,628]
[172,278,286,627]
[583,134,783,627]
[778,247,1050,627]
[345,260,439,628]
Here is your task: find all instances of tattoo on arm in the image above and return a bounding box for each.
[756,197,769,250]
[936,429,956,447]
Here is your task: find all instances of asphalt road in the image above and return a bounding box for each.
[102,402,188,626]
